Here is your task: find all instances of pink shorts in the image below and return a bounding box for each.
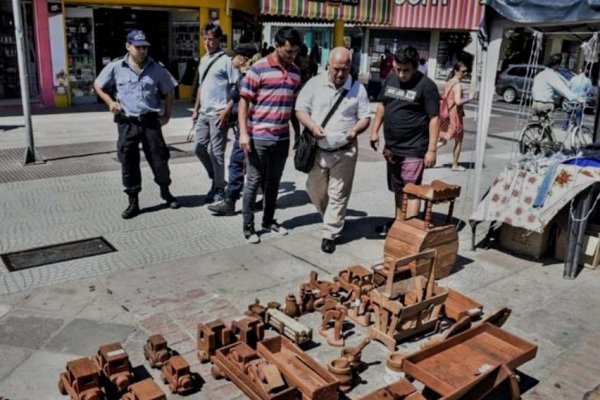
[387,156,424,194]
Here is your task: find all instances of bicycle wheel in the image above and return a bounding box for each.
[570,125,593,149]
[519,123,554,155]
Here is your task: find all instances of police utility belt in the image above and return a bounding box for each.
[115,112,159,124]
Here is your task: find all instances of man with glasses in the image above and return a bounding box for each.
[369,45,440,231]
[238,27,302,244]
[191,23,237,204]
[94,30,178,219]
[295,47,370,253]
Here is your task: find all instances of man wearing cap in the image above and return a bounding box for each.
[191,23,238,204]
[208,43,259,216]
[94,29,178,219]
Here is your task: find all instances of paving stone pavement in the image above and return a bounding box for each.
[1,103,599,399]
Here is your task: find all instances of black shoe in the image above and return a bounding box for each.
[122,195,140,219]
[243,225,260,244]
[321,238,336,254]
[208,198,236,216]
[160,187,179,209]
[375,220,394,235]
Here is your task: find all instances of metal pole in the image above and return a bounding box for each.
[11,0,39,165]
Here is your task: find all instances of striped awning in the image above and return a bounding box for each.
[392,0,484,30]
[260,0,393,24]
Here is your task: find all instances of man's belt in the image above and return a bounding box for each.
[320,142,353,153]
[115,112,159,123]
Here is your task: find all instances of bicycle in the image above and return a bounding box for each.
[518,101,592,155]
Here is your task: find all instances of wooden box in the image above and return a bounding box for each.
[500,224,551,259]
[402,323,537,397]
[554,224,600,269]
[257,336,339,400]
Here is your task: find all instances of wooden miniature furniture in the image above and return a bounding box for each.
[334,265,374,326]
[231,316,265,349]
[383,180,461,279]
[143,334,171,368]
[161,355,195,394]
[122,378,166,400]
[402,323,537,400]
[93,343,133,393]
[257,336,340,400]
[358,378,423,400]
[58,357,104,400]
[369,251,448,350]
[319,299,347,347]
[212,341,298,400]
[443,289,483,321]
[197,319,234,362]
[265,308,313,346]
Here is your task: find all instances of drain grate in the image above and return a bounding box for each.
[1,237,117,271]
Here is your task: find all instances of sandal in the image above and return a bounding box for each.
[451,165,466,171]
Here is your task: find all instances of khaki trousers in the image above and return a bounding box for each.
[306,145,358,240]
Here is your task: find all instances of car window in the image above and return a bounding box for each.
[507,67,525,77]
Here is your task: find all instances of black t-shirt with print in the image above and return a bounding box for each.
[377,71,440,158]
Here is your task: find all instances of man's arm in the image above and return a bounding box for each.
[159,90,174,126]
[347,117,370,141]
[550,72,579,102]
[295,110,326,139]
[239,96,251,152]
[192,87,201,121]
[425,116,440,168]
[369,102,385,150]
[93,81,121,115]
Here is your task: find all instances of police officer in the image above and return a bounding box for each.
[94,30,178,219]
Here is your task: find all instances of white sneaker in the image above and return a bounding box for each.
[244,227,261,244]
[262,220,288,235]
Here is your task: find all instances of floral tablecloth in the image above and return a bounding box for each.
[470,164,600,233]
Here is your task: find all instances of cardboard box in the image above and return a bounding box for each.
[500,224,551,259]
[554,224,600,269]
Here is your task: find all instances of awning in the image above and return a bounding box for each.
[392,0,483,31]
[260,0,393,25]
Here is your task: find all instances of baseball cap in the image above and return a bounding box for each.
[233,43,257,59]
[127,30,151,47]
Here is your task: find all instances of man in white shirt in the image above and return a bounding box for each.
[531,54,582,119]
[295,47,371,253]
[191,23,237,203]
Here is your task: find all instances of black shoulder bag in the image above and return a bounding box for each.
[294,87,350,173]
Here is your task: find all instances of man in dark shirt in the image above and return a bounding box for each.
[369,45,440,225]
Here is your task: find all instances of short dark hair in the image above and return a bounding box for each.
[547,53,562,68]
[274,27,302,48]
[394,45,419,69]
[203,23,223,39]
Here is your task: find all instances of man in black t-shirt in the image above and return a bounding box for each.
[369,45,440,223]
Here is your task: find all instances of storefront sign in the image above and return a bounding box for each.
[392,0,483,30]
[261,0,391,24]
[310,0,359,5]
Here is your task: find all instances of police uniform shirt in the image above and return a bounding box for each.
[95,55,178,117]
[197,50,238,116]
[377,71,439,158]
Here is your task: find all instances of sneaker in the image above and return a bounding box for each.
[208,199,236,216]
[160,187,179,209]
[244,226,260,244]
[262,220,288,235]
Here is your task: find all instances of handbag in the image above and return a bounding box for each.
[294,87,350,173]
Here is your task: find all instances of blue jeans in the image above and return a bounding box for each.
[225,129,245,201]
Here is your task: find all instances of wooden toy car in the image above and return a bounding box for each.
[93,343,133,393]
[143,334,171,368]
[122,378,167,400]
[161,355,195,394]
[58,357,104,400]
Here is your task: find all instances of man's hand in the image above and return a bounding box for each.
[216,108,230,129]
[424,150,437,168]
[191,108,199,122]
[159,114,170,126]
[346,129,358,142]
[109,101,122,115]
[369,130,379,151]
[382,148,395,164]
[311,125,327,139]
[240,132,251,153]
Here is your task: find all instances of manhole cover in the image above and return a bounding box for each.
[1,237,117,271]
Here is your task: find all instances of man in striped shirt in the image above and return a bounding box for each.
[238,27,302,243]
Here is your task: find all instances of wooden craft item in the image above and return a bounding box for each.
[122,378,167,400]
[443,289,483,321]
[327,357,353,393]
[340,337,371,369]
[384,180,461,280]
[298,283,316,313]
[231,316,265,349]
[334,265,374,326]
[160,355,195,394]
[212,341,298,400]
[197,319,234,362]
[386,350,409,372]
[143,334,171,369]
[258,336,340,400]
[319,301,347,347]
[246,299,268,322]
[93,342,133,393]
[265,308,313,345]
[303,271,337,308]
[58,357,104,400]
[402,323,537,400]
[357,378,421,400]
[284,294,301,319]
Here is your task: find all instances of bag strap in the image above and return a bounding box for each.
[321,85,351,129]
[442,81,460,100]
[200,52,225,86]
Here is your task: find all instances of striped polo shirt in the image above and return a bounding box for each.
[239,53,301,141]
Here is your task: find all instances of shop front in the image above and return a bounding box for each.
[38,0,259,107]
